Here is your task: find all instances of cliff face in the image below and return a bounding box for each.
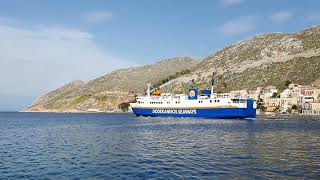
[160,26,320,93]
[26,57,198,112]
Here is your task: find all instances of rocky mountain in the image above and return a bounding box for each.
[27,25,320,112]
[26,57,198,112]
[160,25,320,93]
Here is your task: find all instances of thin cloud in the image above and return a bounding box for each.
[83,11,113,23]
[270,11,292,23]
[0,18,134,110]
[221,0,245,6]
[221,16,255,36]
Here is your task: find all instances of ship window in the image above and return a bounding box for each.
[232,99,239,103]
[210,100,212,103]
[217,100,220,102]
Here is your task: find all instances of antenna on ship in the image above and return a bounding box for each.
[147,83,151,97]
[211,72,215,95]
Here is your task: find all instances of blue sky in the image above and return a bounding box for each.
[0,0,320,111]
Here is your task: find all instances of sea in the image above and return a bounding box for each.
[0,112,320,179]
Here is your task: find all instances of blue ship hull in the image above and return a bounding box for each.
[132,100,256,119]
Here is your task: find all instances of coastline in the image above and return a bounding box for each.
[18,110,309,117]
[21,110,131,113]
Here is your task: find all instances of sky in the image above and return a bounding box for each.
[1,0,320,111]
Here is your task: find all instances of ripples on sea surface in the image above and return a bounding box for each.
[0,113,320,179]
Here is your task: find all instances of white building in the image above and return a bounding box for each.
[248,90,260,101]
[302,102,320,115]
[265,86,278,93]
[264,97,298,112]
[300,96,314,104]
[313,89,320,102]
[280,89,291,98]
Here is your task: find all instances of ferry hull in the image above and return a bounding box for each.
[131,95,256,119]
[131,107,256,119]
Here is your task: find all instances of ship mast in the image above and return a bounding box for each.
[147,83,151,97]
[211,72,215,95]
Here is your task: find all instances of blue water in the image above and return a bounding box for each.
[0,113,320,179]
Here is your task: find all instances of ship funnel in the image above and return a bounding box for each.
[188,88,198,100]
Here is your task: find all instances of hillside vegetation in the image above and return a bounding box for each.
[161,25,320,93]
[27,57,198,112]
[27,25,320,112]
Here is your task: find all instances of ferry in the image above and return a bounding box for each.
[130,76,256,119]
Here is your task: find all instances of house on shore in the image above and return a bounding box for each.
[228,83,320,114]
[264,97,298,112]
[302,102,320,115]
